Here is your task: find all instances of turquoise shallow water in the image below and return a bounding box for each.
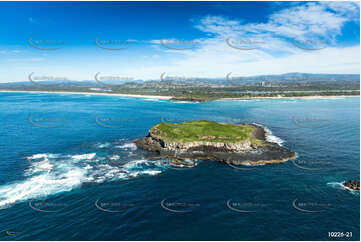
[0,92,359,241]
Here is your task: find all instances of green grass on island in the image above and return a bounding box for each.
[150,120,263,145]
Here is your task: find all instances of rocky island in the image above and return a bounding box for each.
[134,120,296,165]
[343,180,360,191]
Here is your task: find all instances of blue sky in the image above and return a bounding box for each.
[0,1,359,82]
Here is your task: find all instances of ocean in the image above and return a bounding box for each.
[0,92,359,241]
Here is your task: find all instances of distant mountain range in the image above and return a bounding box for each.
[0,73,359,88]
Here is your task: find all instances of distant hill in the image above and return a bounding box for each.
[0,73,359,88]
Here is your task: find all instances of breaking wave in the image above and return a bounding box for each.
[264,127,285,146]
[327,181,360,195]
[252,123,285,146]
[115,143,137,150]
[0,141,170,209]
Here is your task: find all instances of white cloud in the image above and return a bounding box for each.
[1,2,359,82]
[128,1,360,79]
[195,1,359,40]
[128,45,359,79]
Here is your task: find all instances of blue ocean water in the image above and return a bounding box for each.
[0,92,359,241]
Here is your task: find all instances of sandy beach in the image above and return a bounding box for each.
[0,90,173,99]
[0,90,358,100]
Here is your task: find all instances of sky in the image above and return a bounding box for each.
[0,1,360,82]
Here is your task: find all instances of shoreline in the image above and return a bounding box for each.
[219,95,360,100]
[0,90,172,99]
[0,90,359,100]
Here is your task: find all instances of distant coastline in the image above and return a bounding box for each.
[0,90,359,101]
[0,90,172,99]
[220,95,360,100]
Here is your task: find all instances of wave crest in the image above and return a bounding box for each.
[0,141,168,209]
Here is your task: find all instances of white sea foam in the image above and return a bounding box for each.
[256,124,285,146]
[143,98,164,102]
[0,166,87,209]
[27,153,58,160]
[115,143,137,150]
[241,162,265,166]
[27,158,53,173]
[172,101,196,103]
[71,153,96,160]
[123,159,149,169]
[0,145,167,209]
[95,142,111,148]
[327,181,359,195]
[109,155,120,160]
[251,123,284,146]
[327,181,346,189]
[84,164,93,170]
[128,170,162,177]
[141,170,162,175]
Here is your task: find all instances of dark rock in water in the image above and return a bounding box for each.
[343,180,360,191]
[170,158,195,167]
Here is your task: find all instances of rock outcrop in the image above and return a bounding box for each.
[344,180,360,191]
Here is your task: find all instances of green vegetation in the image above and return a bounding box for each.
[150,120,262,145]
[1,84,358,101]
